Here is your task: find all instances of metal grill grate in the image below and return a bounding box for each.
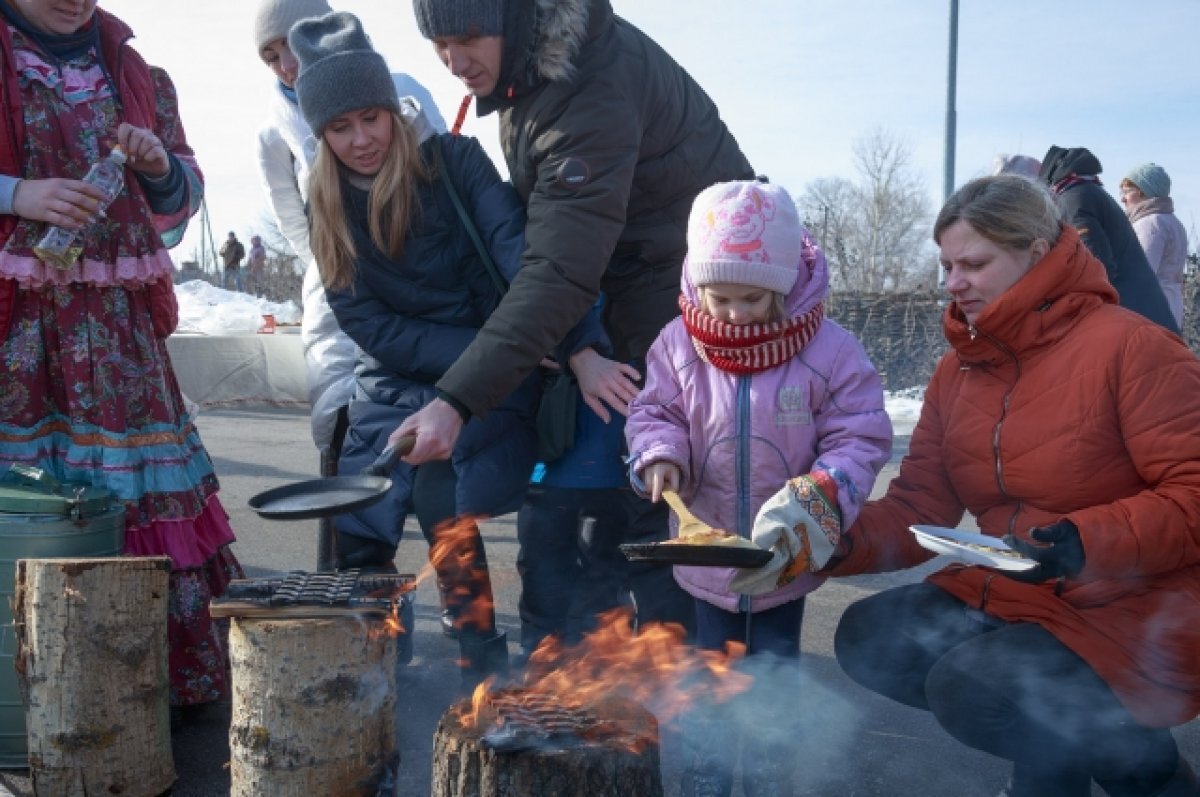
[211,570,415,618]
[478,688,612,752]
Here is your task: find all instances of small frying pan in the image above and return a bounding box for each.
[620,490,773,568]
[248,435,415,520]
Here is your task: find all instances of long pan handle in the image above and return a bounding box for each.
[362,434,416,477]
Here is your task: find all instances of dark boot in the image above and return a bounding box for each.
[459,630,510,695]
[679,715,736,797]
[334,531,396,571]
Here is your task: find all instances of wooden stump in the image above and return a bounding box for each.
[14,556,174,796]
[432,690,663,797]
[228,617,397,797]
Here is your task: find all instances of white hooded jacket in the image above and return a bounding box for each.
[255,76,445,450]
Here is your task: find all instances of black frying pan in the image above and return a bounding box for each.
[620,543,772,568]
[248,435,415,520]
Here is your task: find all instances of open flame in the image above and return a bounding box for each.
[456,607,751,746]
[367,598,407,642]
[414,516,494,634]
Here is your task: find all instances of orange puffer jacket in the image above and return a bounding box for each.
[831,225,1200,727]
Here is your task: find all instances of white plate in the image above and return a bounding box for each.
[909,525,1038,572]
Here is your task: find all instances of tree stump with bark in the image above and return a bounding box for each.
[228,617,397,797]
[432,689,663,797]
[14,556,174,797]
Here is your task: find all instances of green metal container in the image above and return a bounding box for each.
[0,466,124,769]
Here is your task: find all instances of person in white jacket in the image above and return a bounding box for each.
[252,0,446,458]
[1120,163,1190,329]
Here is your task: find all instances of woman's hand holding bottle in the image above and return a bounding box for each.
[11,178,106,229]
[116,122,169,178]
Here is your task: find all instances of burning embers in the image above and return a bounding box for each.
[451,606,753,751]
[433,610,747,797]
[472,689,630,753]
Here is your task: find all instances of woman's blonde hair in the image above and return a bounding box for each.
[309,110,428,292]
[934,174,1061,251]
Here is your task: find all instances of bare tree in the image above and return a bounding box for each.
[800,128,936,292]
[241,209,304,303]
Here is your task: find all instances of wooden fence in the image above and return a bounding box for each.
[829,277,1200,391]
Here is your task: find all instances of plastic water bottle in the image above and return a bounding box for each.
[33,145,127,270]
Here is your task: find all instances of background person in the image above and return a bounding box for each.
[1120,162,1189,329]
[219,229,245,292]
[828,175,1200,797]
[993,153,1042,179]
[514,293,640,664]
[400,0,757,635]
[0,0,242,725]
[626,181,892,797]
[245,233,267,295]
[1037,145,1178,332]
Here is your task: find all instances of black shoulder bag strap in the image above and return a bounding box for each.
[432,138,508,297]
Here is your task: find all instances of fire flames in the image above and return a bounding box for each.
[419,516,494,634]
[460,608,750,738]
[367,598,407,642]
[418,516,754,748]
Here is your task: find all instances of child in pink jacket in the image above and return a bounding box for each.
[625,180,892,797]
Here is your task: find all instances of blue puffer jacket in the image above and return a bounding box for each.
[328,133,547,544]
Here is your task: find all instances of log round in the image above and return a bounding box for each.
[15,556,174,797]
[432,693,663,797]
[228,617,397,797]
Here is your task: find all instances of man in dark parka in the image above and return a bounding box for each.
[398,0,756,632]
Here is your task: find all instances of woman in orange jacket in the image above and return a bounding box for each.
[827,175,1200,796]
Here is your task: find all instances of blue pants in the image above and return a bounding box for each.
[516,484,630,652]
[223,267,243,292]
[683,597,808,794]
[694,595,805,658]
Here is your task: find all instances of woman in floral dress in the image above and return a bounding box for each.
[0,0,242,717]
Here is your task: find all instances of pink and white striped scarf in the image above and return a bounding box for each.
[679,293,824,374]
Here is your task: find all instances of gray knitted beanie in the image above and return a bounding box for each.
[253,0,332,55]
[289,11,400,134]
[412,0,505,40]
[1123,163,1171,199]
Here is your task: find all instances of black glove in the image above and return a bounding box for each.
[1001,519,1085,584]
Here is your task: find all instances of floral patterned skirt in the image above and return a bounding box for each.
[0,282,242,705]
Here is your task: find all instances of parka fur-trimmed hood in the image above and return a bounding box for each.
[529,0,591,82]
[481,0,598,110]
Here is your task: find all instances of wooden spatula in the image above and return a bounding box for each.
[661,490,715,539]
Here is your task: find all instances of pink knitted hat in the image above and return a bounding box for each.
[685,181,803,296]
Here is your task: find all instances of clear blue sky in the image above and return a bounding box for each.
[104,0,1199,269]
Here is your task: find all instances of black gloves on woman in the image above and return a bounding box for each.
[1002,519,1085,584]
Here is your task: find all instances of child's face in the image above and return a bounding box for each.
[699,283,779,325]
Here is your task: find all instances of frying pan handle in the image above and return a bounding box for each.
[362,435,417,477]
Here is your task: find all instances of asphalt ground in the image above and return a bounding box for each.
[0,406,1195,796]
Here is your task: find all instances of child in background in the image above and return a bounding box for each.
[625,180,892,797]
[515,297,637,662]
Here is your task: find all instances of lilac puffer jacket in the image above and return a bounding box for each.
[626,247,892,613]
